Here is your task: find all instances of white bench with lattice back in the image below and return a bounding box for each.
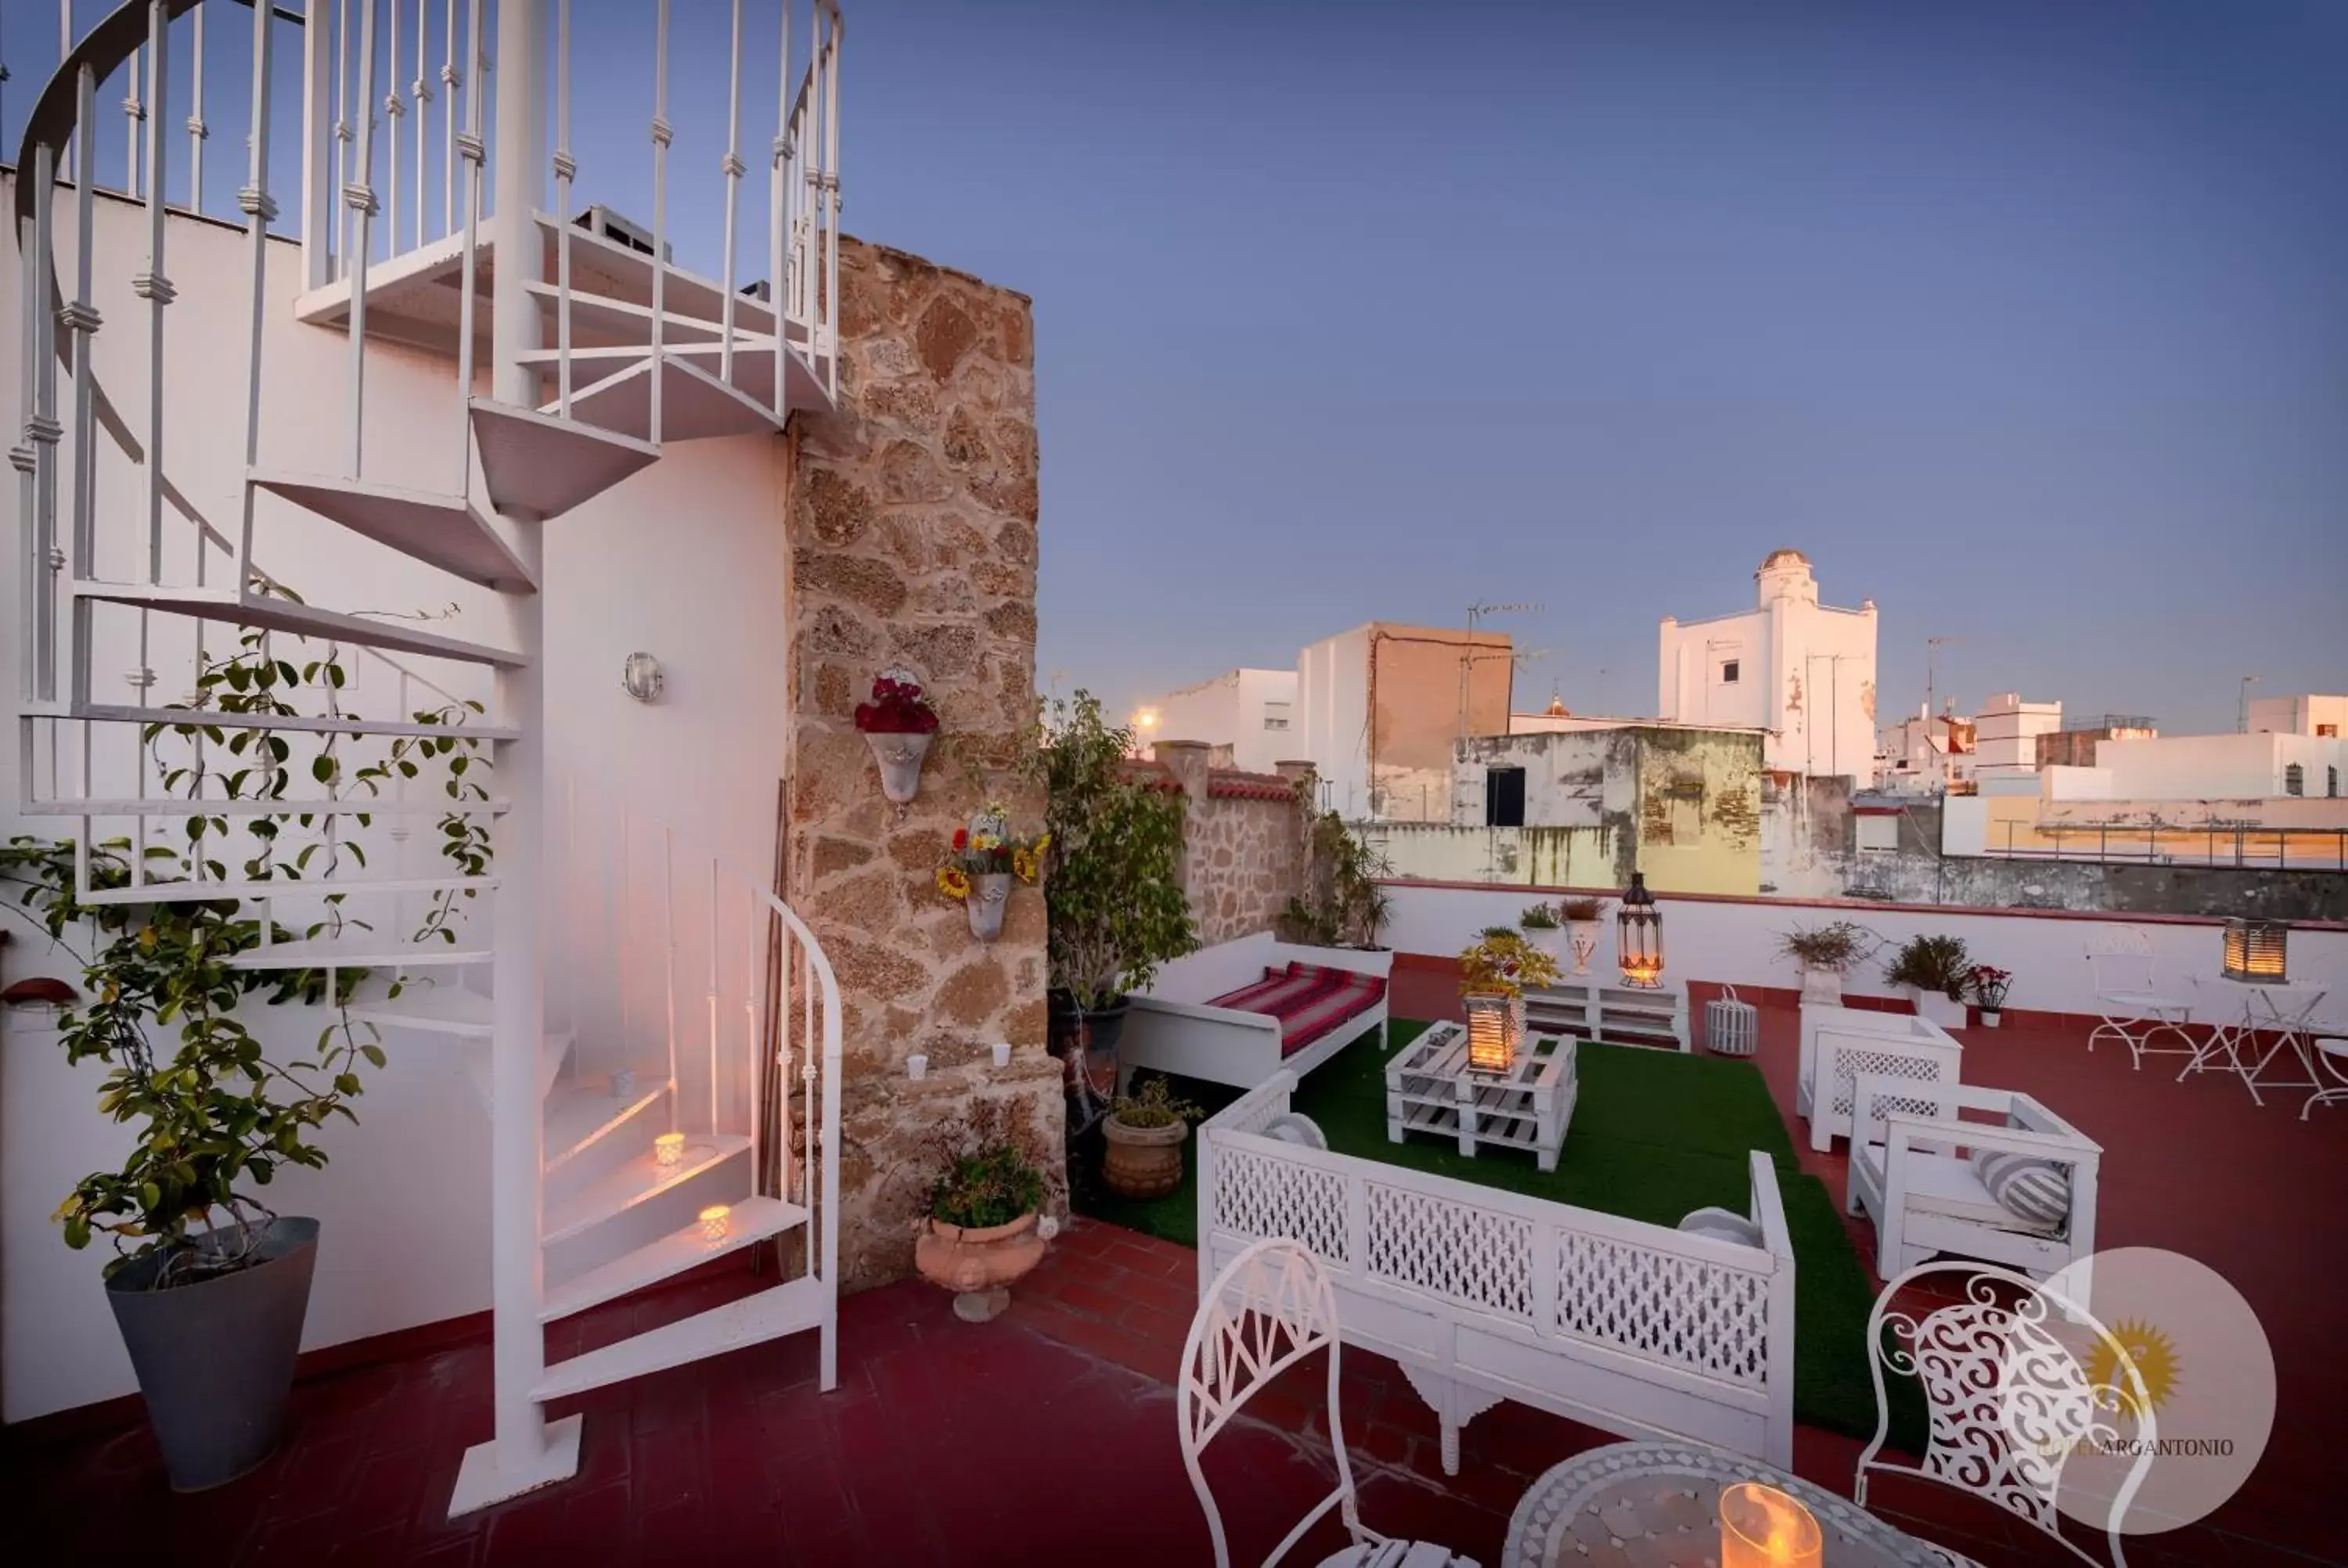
[1799,1006,1963,1153]
[1197,1070,1797,1476]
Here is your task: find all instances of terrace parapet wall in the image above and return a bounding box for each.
[1147,742,1316,946]
[785,236,1062,1291]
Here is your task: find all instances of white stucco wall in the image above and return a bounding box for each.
[1,184,790,1418]
[2247,693,2348,739]
[1384,880,2348,1021]
[1297,625,1373,816]
[1658,555,1877,779]
[1136,667,1299,774]
[2096,732,2346,800]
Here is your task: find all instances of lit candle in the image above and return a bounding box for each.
[654,1131,685,1167]
[1719,1483,1821,1568]
[698,1204,731,1243]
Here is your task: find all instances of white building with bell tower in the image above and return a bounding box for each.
[1657,550,1878,778]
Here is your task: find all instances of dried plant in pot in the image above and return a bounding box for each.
[1885,933,1972,1028]
[1777,919,1871,1005]
[855,670,941,807]
[1100,1076,1203,1199]
[911,1105,1058,1322]
[1518,901,1563,965]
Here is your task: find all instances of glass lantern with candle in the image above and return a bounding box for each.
[1457,930,1558,1074]
[654,1131,686,1167]
[1719,1482,1821,1568]
[1617,872,1666,989]
[2221,918,2288,984]
[698,1204,732,1243]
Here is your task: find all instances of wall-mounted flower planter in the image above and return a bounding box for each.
[866,730,934,805]
[967,871,1012,942]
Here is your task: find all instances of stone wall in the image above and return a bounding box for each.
[784,237,1062,1290]
[1147,742,1314,946]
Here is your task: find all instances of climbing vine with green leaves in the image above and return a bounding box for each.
[2,592,493,1286]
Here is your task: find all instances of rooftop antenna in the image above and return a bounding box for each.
[1925,635,1961,725]
[2238,674,2260,733]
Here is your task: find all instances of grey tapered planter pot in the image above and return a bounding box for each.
[105,1217,320,1491]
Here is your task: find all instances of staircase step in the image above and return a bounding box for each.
[451,1028,577,1106]
[249,469,536,594]
[525,282,733,347]
[529,211,781,340]
[225,937,493,970]
[542,1134,751,1246]
[539,1196,808,1322]
[72,583,529,668]
[33,702,518,743]
[544,1077,670,1173]
[531,1275,824,1400]
[551,354,784,444]
[470,398,660,521]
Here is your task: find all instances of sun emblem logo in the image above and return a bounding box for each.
[2089,1317,2181,1417]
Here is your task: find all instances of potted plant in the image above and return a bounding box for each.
[1965,964,2014,1028]
[1460,929,1561,999]
[1100,1075,1203,1199]
[1777,919,1870,1006]
[855,668,940,805]
[1036,692,1197,1113]
[912,1109,1055,1322]
[0,836,384,1491]
[1885,933,1972,1029]
[936,805,1046,944]
[1279,809,1393,950]
[1560,896,1611,976]
[1518,901,1562,964]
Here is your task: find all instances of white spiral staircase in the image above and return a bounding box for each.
[10,0,846,1514]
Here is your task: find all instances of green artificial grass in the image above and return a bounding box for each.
[1069,1019,1914,1443]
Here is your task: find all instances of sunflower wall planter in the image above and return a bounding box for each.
[937,807,1046,944]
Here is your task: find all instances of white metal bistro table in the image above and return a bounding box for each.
[2179,976,2328,1109]
[1385,1020,1578,1171]
[1503,1442,1954,1568]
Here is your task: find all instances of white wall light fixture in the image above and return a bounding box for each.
[621,652,665,703]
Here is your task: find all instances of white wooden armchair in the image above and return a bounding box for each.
[1799,1008,1964,1153]
[1847,1076,2101,1284]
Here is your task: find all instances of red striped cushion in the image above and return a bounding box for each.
[1208,967,1327,1016]
[1206,965,1385,1056]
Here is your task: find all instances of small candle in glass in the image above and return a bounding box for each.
[698,1204,731,1243]
[1720,1482,1821,1568]
[654,1131,686,1167]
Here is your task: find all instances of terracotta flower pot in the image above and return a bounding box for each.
[913,1211,1048,1298]
[1101,1116,1188,1199]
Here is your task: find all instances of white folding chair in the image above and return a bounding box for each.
[2083,928,2194,1069]
[2301,1034,2348,1121]
[1178,1239,1478,1568]
[1859,1262,2156,1567]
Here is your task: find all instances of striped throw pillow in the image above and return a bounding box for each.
[1971,1148,2072,1228]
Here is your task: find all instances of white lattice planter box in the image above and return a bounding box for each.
[1199,1071,1797,1475]
[1797,1004,1963,1154]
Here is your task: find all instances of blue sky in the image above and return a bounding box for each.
[10,1,2344,735]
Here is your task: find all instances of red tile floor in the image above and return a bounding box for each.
[8,987,2340,1566]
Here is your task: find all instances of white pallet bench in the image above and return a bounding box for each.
[1522,980,1691,1052]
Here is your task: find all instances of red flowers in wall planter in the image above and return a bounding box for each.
[855,671,940,807]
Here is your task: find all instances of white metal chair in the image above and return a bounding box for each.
[1860,1262,2156,1568]
[2301,1034,2348,1121]
[1178,1239,1478,1568]
[1846,1077,2100,1282]
[2083,928,2195,1069]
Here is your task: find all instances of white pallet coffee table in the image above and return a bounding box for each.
[1385,1020,1578,1172]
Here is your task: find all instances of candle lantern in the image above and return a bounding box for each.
[1464,992,1524,1074]
[1719,1481,1821,1568]
[654,1131,686,1168]
[1616,871,1666,989]
[698,1204,732,1243]
[2221,918,2288,984]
